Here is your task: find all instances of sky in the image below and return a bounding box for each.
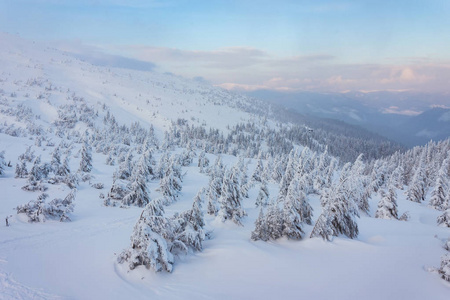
[1,0,450,93]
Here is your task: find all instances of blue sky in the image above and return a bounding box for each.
[1,0,450,92]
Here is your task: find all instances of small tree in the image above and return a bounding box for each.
[122,164,150,207]
[439,253,450,282]
[375,186,398,220]
[251,208,269,241]
[255,180,269,207]
[78,141,92,173]
[429,162,448,211]
[437,209,450,227]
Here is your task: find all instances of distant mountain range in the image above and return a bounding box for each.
[247,90,450,147]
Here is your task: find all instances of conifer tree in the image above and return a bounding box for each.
[406,151,427,203]
[218,167,246,225]
[79,140,93,173]
[429,159,449,210]
[15,161,28,178]
[439,253,450,282]
[437,208,450,227]
[122,164,150,207]
[255,180,269,207]
[118,199,174,272]
[251,208,269,241]
[252,155,264,183]
[174,190,206,251]
[375,185,398,220]
[265,201,283,240]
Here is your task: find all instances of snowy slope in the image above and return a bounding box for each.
[0,32,264,137]
[0,33,449,300]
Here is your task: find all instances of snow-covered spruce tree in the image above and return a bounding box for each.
[237,157,250,199]
[158,156,183,204]
[173,190,206,251]
[22,156,47,192]
[206,156,225,215]
[406,151,427,203]
[197,150,209,173]
[142,149,155,179]
[218,167,246,225]
[115,150,133,180]
[118,199,174,272]
[153,151,169,180]
[375,185,398,220]
[439,253,450,282]
[78,140,92,173]
[45,189,76,222]
[311,181,360,240]
[287,175,313,225]
[16,190,75,222]
[122,164,150,207]
[429,160,449,210]
[0,151,5,176]
[282,191,305,240]
[16,193,48,222]
[251,154,264,183]
[348,154,371,214]
[255,180,269,207]
[251,208,269,241]
[390,165,405,190]
[310,210,333,241]
[51,145,62,173]
[437,208,450,227]
[15,160,28,178]
[265,201,283,240]
[278,150,297,201]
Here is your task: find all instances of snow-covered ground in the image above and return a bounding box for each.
[1,154,449,299]
[0,32,449,300]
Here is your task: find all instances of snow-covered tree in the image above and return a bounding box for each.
[16,190,75,222]
[218,167,246,225]
[122,164,150,207]
[15,161,28,178]
[439,253,450,282]
[251,208,269,241]
[375,186,398,220]
[310,211,333,241]
[78,140,92,173]
[173,190,206,252]
[158,156,183,204]
[251,155,264,183]
[311,181,360,241]
[437,209,450,227]
[255,180,269,207]
[115,150,133,180]
[429,160,449,210]
[117,199,174,272]
[0,151,5,176]
[16,193,47,222]
[406,152,427,203]
[197,150,209,173]
[265,201,283,240]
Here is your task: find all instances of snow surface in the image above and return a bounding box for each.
[0,32,449,300]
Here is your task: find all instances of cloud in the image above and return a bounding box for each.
[125,46,268,69]
[54,41,157,71]
[382,106,422,116]
[75,42,450,95]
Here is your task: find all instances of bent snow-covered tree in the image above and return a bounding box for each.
[118,199,174,272]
